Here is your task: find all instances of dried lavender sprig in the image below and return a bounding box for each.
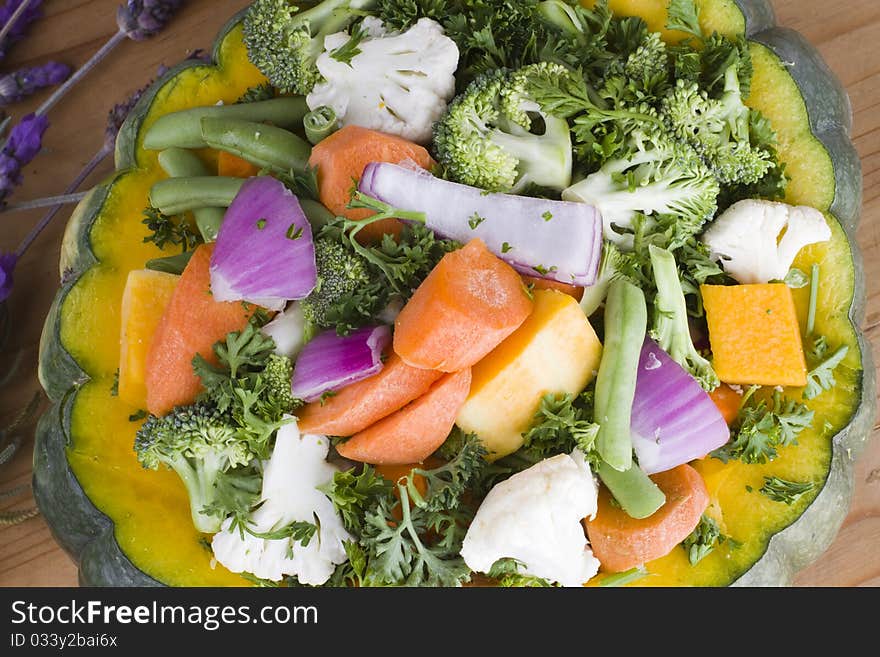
[2,190,86,212]
[0,61,70,106]
[0,112,46,206]
[0,0,41,60]
[0,77,156,303]
[32,1,184,119]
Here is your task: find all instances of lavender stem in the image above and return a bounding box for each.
[12,145,109,257]
[0,0,36,48]
[34,29,127,118]
[3,190,88,214]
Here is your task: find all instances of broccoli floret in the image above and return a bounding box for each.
[661,68,775,186]
[562,122,719,248]
[623,31,668,82]
[243,0,376,95]
[134,403,258,533]
[300,236,384,338]
[648,244,719,391]
[433,62,574,193]
[261,354,301,413]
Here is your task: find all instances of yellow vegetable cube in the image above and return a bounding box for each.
[455,289,603,460]
[701,283,807,387]
[119,269,179,408]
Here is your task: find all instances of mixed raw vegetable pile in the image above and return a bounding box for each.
[113,0,850,587]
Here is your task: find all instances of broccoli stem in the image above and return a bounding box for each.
[200,117,312,177]
[168,452,226,534]
[149,176,244,215]
[649,245,719,391]
[594,279,647,472]
[597,461,666,520]
[143,97,309,150]
[158,148,226,242]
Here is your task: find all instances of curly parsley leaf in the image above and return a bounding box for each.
[803,342,849,400]
[406,433,487,511]
[665,0,703,39]
[681,514,739,565]
[712,388,813,464]
[141,206,201,252]
[487,558,555,587]
[759,476,816,505]
[237,83,276,103]
[319,464,394,535]
[521,391,600,460]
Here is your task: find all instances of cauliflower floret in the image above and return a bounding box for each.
[306,17,459,144]
[460,451,601,587]
[701,199,832,284]
[211,417,350,585]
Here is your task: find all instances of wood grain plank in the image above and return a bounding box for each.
[0,0,877,588]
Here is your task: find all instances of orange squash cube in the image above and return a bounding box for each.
[701,283,807,387]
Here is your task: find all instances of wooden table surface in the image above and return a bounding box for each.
[0,0,877,587]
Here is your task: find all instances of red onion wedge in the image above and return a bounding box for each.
[291,325,391,403]
[358,162,603,286]
[631,338,730,475]
[210,176,317,311]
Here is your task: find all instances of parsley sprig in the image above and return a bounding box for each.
[712,387,813,465]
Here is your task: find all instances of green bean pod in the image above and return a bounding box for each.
[594,278,647,471]
[597,461,666,520]
[149,176,244,216]
[146,251,195,275]
[303,106,339,145]
[157,148,226,242]
[143,96,309,150]
[200,117,311,177]
[299,198,335,232]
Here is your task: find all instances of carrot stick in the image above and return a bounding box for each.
[393,238,534,372]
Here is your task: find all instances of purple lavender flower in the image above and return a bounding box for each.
[0,252,17,302]
[0,61,70,106]
[0,112,47,205]
[117,0,185,41]
[0,0,42,60]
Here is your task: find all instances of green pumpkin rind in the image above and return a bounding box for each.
[728,0,876,586]
[32,11,250,587]
[33,1,875,586]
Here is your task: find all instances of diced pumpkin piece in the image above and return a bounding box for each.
[118,269,179,408]
[455,289,603,460]
[307,125,435,243]
[701,283,807,387]
[297,352,444,437]
[336,368,472,465]
[520,274,584,301]
[145,243,256,416]
[393,239,533,372]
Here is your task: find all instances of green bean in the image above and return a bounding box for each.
[200,117,311,176]
[303,105,339,145]
[597,461,666,520]
[146,251,195,275]
[594,278,647,471]
[150,176,244,216]
[157,148,226,241]
[299,198,335,232]
[143,96,309,150]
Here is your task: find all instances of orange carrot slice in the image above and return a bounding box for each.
[521,274,584,302]
[708,383,743,426]
[336,368,472,465]
[297,352,444,436]
[145,243,255,416]
[217,149,261,178]
[393,239,534,372]
[307,125,435,243]
[585,464,710,573]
